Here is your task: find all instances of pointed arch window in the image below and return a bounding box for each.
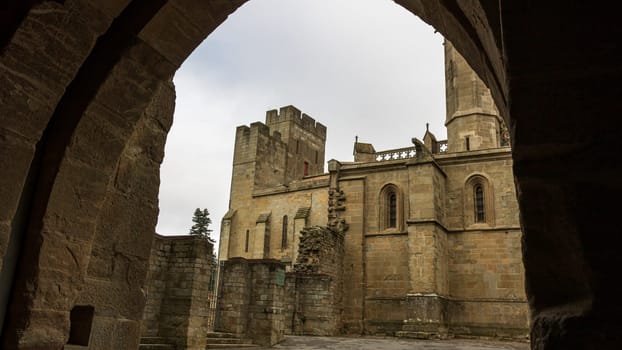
[465,175,495,227]
[379,184,403,232]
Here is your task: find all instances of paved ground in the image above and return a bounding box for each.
[250,335,530,350]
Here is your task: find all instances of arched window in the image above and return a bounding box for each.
[474,185,485,222]
[281,215,288,248]
[379,184,402,231]
[465,175,494,227]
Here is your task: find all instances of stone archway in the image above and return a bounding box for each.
[1,1,620,349]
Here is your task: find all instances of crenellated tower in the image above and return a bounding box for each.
[221,106,327,260]
[444,40,507,152]
[265,105,327,183]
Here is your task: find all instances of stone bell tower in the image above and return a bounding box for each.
[444,40,506,152]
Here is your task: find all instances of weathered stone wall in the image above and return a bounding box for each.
[442,151,519,230]
[446,230,527,338]
[140,234,216,350]
[216,258,285,346]
[364,235,410,334]
[440,150,527,338]
[222,114,330,262]
[284,226,345,335]
[327,144,525,338]
[265,105,327,183]
[444,40,500,153]
[253,122,288,191]
[338,178,366,333]
[71,80,174,350]
[224,179,329,262]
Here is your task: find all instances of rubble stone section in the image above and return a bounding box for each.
[284,226,345,336]
[140,234,216,350]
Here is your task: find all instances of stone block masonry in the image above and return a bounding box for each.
[141,234,216,350]
[216,258,286,346]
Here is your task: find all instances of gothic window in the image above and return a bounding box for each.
[281,215,288,248]
[475,185,485,222]
[465,175,494,227]
[245,229,249,252]
[379,184,402,231]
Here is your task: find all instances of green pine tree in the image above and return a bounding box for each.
[189,208,213,239]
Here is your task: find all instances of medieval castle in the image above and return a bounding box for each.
[215,40,528,340]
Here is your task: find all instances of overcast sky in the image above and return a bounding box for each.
[155,0,446,247]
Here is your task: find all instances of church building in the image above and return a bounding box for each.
[217,40,528,338]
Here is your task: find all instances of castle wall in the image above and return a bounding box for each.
[216,258,286,347]
[219,106,528,341]
[265,106,327,182]
[363,234,410,334]
[438,150,528,338]
[446,230,527,337]
[441,150,519,230]
[72,83,174,350]
[284,226,345,336]
[337,177,366,333]
[223,106,329,263]
[141,234,216,350]
[360,167,410,234]
[226,181,329,262]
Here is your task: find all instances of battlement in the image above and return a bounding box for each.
[235,122,284,147]
[265,105,327,139]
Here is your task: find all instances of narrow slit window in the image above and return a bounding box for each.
[281,215,288,248]
[475,185,485,222]
[303,161,309,176]
[466,136,471,151]
[245,229,250,252]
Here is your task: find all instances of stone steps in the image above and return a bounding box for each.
[139,337,175,350]
[139,345,175,350]
[205,332,257,349]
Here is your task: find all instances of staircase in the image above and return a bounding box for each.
[139,337,175,350]
[205,332,257,349]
